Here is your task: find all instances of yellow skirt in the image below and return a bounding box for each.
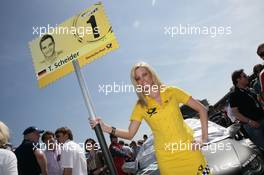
[156,149,211,175]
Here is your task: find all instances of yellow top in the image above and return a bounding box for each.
[130,86,194,150]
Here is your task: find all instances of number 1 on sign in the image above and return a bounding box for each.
[87,15,100,39]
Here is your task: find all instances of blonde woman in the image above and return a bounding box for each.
[0,121,18,175]
[90,62,211,175]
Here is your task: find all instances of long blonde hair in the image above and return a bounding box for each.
[130,62,163,106]
[0,121,10,148]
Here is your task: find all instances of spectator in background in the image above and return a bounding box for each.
[129,141,140,158]
[229,69,264,150]
[109,134,128,175]
[118,140,134,162]
[41,131,63,175]
[85,138,108,175]
[55,127,87,175]
[0,121,18,175]
[15,126,47,175]
[257,43,264,94]
[251,64,264,91]
[251,64,264,108]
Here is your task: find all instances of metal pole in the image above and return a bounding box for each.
[72,59,117,175]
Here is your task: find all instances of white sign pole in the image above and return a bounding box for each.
[72,59,117,175]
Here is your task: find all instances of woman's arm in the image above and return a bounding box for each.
[90,118,141,140]
[186,97,208,143]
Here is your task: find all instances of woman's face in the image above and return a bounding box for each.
[135,67,153,89]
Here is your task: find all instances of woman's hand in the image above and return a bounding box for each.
[89,117,107,131]
[191,139,208,151]
[89,118,141,140]
[191,140,202,151]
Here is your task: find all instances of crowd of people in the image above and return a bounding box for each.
[226,43,264,150]
[211,43,264,150]
[0,121,148,175]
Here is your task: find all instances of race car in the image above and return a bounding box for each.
[122,119,264,175]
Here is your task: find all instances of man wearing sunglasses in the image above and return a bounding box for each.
[229,69,264,151]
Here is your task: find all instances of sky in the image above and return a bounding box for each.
[0,0,263,147]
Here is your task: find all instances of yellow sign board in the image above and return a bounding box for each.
[29,2,119,88]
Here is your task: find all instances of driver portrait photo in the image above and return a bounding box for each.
[39,34,63,66]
